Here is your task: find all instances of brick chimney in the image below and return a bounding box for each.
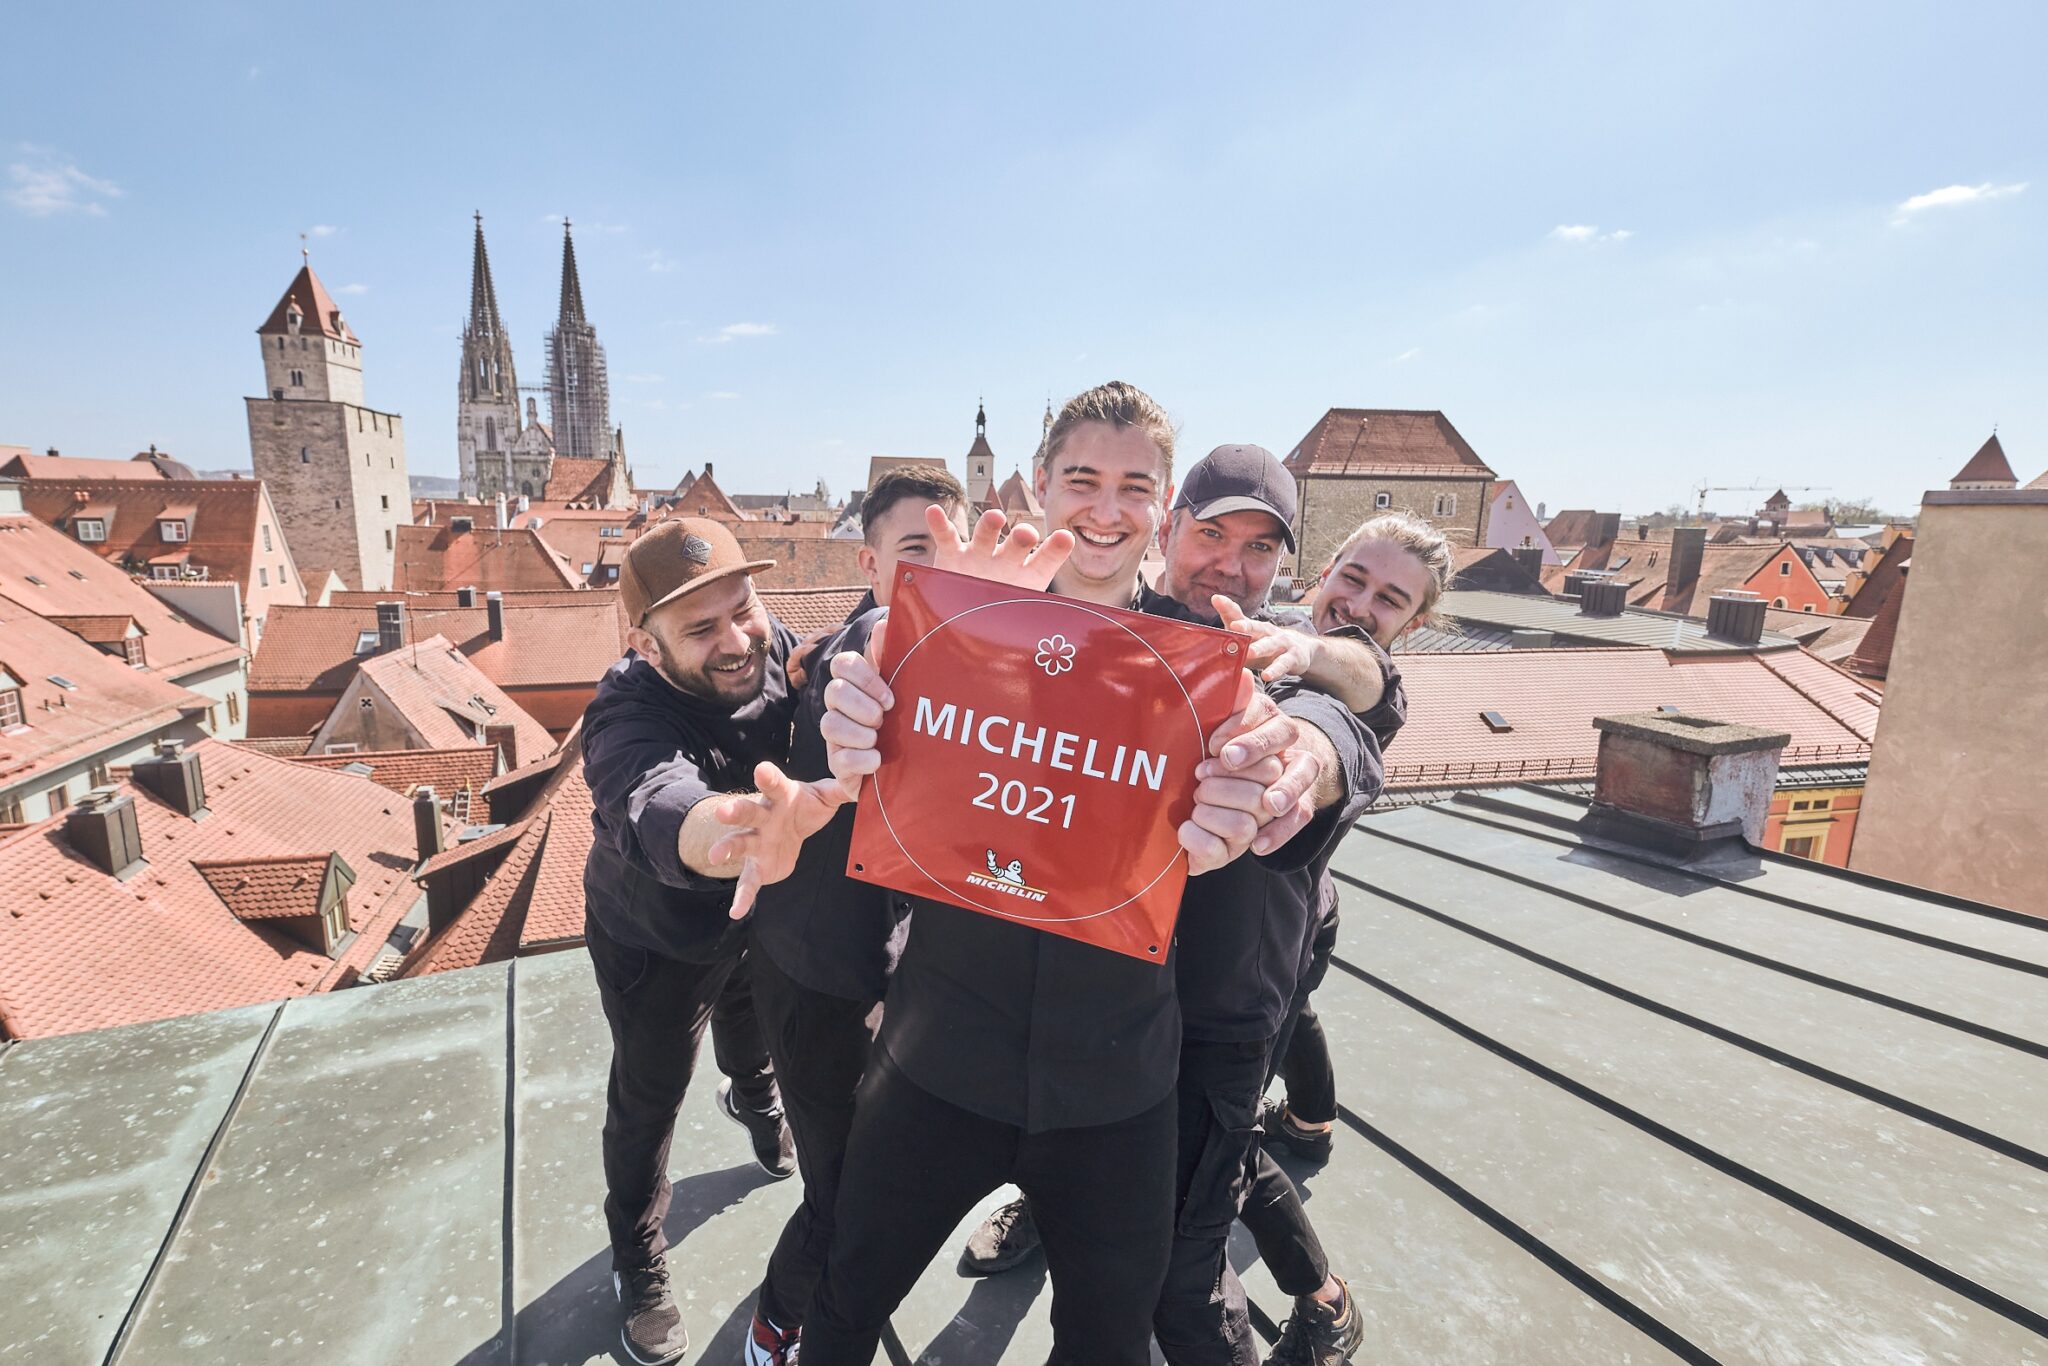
[376,601,406,653]
[1510,546,1544,580]
[1705,590,1766,644]
[413,786,444,866]
[483,722,519,770]
[66,789,145,878]
[1582,712,1789,861]
[131,738,207,817]
[1665,526,1706,596]
[485,591,506,642]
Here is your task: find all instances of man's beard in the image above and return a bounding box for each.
[654,639,769,705]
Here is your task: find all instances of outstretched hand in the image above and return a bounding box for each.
[1213,595,1320,684]
[821,615,893,796]
[1179,669,1323,874]
[708,761,856,919]
[929,505,1074,592]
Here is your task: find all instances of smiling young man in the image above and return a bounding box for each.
[799,385,1369,1365]
[741,464,971,1365]
[579,517,816,1366]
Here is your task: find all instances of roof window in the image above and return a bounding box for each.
[25,575,44,587]
[1480,710,1513,733]
[67,569,86,580]
[353,630,380,654]
[74,518,106,542]
[48,675,78,690]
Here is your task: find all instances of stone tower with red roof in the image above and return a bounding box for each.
[245,257,411,593]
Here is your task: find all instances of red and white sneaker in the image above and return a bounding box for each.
[745,1310,801,1365]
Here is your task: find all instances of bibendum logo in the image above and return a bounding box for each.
[964,848,1047,903]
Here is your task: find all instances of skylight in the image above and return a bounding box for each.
[353,630,380,654]
[1480,710,1512,733]
[48,675,78,690]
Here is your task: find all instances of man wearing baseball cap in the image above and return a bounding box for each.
[581,515,819,1365]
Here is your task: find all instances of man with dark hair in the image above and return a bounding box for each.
[741,465,971,1365]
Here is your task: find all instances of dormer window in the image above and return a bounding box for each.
[123,637,146,668]
[74,518,106,543]
[0,669,24,731]
[160,519,189,542]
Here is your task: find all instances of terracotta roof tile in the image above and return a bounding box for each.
[283,746,501,807]
[1845,568,1906,681]
[1383,647,1876,789]
[413,817,532,879]
[340,633,553,758]
[42,614,137,644]
[0,451,192,481]
[0,740,448,1038]
[256,264,360,343]
[1843,533,1911,618]
[1627,543,1807,617]
[393,523,579,593]
[1283,409,1496,479]
[0,601,213,791]
[0,514,244,676]
[1951,433,2017,486]
[14,478,287,598]
[230,735,314,757]
[759,586,869,634]
[249,600,626,692]
[194,853,337,921]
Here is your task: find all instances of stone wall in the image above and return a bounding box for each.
[1295,474,1492,570]
[259,332,363,406]
[248,399,410,592]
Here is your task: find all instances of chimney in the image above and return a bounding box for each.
[1582,712,1789,860]
[496,491,509,527]
[1510,546,1544,581]
[376,601,406,653]
[1591,512,1621,548]
[1637,525,1649,540]
[1665,526,1706,595]
[1579,579,1627,616]
[483,721,519,770]
[131,738,207,817]
[66,789,145,878]
[450,515,474,534]
[1562,570,1610,598]
[486,591,506,641]
[456,585,477,608]
[1509,629,1554,649]
[413,787,444,866]
[1705,591,1766,644]
[517,494,530,513]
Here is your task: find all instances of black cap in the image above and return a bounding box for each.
[1172,444,1298,551]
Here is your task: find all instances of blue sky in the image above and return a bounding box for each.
[3,2,2041,515]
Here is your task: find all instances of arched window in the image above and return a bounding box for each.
[521,481,534,497]
[1773,597,1788,609]
[300,446,310,463]
[485,417,497,451]
[1374,491,1392,510]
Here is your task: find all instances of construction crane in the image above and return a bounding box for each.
[1692,481,1831,520]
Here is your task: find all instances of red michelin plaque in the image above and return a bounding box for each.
[847,563,1244,962]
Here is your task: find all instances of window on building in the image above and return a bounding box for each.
[262,525,273,551]
[290,370,304,387]
[1773,596,1788,608]
[381,495,390,510]
[227,691,241,724]
[582,562,595,574]
[151,565,178,580]
[0,680,23,731]
[300,447,310,464]
[259,567,269,587]
[1374,492,1392,510]
[123,637,146,668]
[485,416,497,451]
[0,793,21,824]
[90,761,111,787]
[353,630,379,654]
[385,529,393,551]
[1782,833,1821,860]
[75,518,106,542]
[1803,604,1816,613]
[273,389,284,401]
[159,519,188,542]
[1779,560,1791,575]
[47,788,68,819]
[607,566,619,580]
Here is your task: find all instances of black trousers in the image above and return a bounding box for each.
[1238,1146,1330,1297]
[1155,1038,1272,1366]
[587,917,777,1272]
[1274,910,1339,1124]
[749,949,881,1329]
[801,1050,1177,1365]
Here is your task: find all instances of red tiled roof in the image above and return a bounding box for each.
[1843,533,1912,619]
[995,469,1044,520]
[403,730,592,975]
[413,817,533,879]
[255,264,360,343]
[285,746,501,808]
[15,478,286,596]
[1627,543,1799,616]
[759,586,868,634]
[392,523,580,593]
[672,467,745,520]
[0,514,244,676]
[328,588,604,608]
[342,633,553,757]
[1541,510,1620,549]
[0,740,450,1039]
[250,600,626,692]
[1383,647,1877,789]
[1846,567,1906,681]
[230,735,314,757]
[0,602,213,791]
[1951,433,2016,486]
[43,614,137,644]
[541,456,613,504]
[194,853,337,921]
[1283,409,1496,479]
[0,452,183,481]
[735,537,866,591]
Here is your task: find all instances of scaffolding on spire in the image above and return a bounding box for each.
[544,218,614,461]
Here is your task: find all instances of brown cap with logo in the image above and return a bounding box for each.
[619,517,776,626]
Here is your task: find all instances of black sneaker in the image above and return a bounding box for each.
[1261,1096,1335,1163]
[1264,1276,1363,1365]
[958,1196,1041,1277]
[613,1261,689,1366]
[718,1078,797,1179]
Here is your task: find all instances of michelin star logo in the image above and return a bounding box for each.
[1035,634,1075,677]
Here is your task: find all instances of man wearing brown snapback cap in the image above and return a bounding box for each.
[582,515,828,1365]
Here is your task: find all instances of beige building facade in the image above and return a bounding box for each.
[1851,484,2048,917]
[246,263,410,592]
[1283,409,1494,571]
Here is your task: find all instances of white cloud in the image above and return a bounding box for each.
[1893,181,2027,221]
[706,391,741,401]
[1550,224,1631,244]
[624,373,665,384]
[1391,347,1421,364]
[308,224,342,237]
[642,249,678,274]
[6,146,122,217]
[335,283,369,296]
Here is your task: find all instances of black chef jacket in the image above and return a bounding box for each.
[580,621,799,964]
[749,594,914,1002]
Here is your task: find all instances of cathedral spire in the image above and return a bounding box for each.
[558,218,587,326]
[469,211,506,338]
